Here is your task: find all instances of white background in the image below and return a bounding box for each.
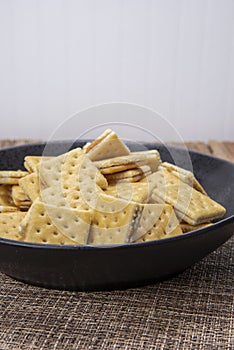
[0,0,234,141]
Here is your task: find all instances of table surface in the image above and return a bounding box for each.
[0,140,233,350]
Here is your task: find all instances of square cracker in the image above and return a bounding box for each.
[83,129,130,161]
[94,150,161,175]
[162,162,207,195]
[0,211,26,241]
[89,201,181,245]
[105,182,151,204]
[0,170,28,185]
[105,165,151,184]
[148,169,226,225]
[88,199,140,245]
[39,148,107,211]
[19,200,92,245]
[12,185,31,208]
[24,156,53,173]
[0,185,13,204]
[19,173,40,202]
[0,185,18,212]
[40,186,91,212]
[136,204,182,242]
[39,148,107,190]
[180,222,212,233]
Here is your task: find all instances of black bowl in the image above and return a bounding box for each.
[0,141,233,291]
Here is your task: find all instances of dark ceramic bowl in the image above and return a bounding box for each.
[0,141,233,291]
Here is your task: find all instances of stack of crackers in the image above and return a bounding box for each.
[0,129,226,245]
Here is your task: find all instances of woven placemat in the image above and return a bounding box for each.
[0,140,233,349]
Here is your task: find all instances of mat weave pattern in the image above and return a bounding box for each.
[0,140,233,350]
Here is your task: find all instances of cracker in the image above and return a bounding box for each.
[12,185,31,207]
[40,148,108,211]
[40,148,107,190]
[105,182,150,204]
[83,129,130,161]
[0,206,18,213]
[0,211,26,241]
[24,156,53,173]
[19,200,92,245]
[162,162,207,194]
[180,222,212,233]
[148,169,226,225]
[136,204,182,242]
[41,186,90,211]
[19,173,40,202]
[105,165,151,184]
[0,170,28,185]
[0,185,13,205]
[0,185,18,212]
[94,150,161,175]
[89,199,181,244]
[114,174,148,183]
[88,199,140,245]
